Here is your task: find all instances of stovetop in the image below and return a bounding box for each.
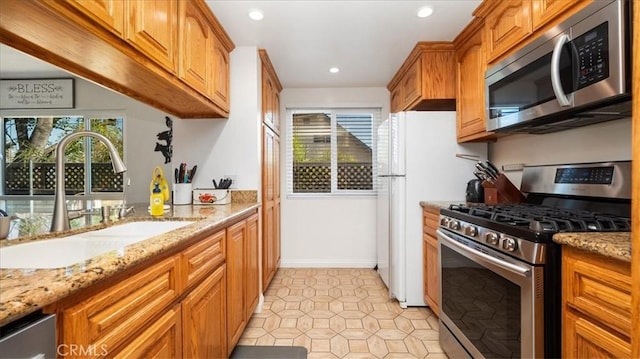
[441,203,631,243]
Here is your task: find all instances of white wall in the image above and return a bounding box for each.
[489,118,632,186]
[173,46,262,193]
[280,87,389,268]
[0,77,172,203]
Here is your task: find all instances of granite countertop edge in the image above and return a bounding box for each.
[553,232,631,263]
[0,202,260,327]
[419,200,464,211]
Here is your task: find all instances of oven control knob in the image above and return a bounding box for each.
[485,232,499,245]
[464,225,478,237]
[503,238,517,252]
[448,220,460,230]
[440,217,449,227]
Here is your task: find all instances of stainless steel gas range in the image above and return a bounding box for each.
[437,161,631,359]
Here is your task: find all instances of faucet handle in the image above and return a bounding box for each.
[101,206,112,223]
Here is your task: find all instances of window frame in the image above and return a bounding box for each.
[0,110,126,200]
[286,107,378,198]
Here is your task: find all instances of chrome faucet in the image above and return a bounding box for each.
[51,131,127,232]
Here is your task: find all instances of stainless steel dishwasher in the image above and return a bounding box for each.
[0,313,55,358]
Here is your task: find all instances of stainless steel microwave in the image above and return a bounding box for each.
[485,0,631,134]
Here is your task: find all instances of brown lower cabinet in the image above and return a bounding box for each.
[562,246,632,358]
[226,213,260,355]
[422,207,440,316]
[50,209,258,358]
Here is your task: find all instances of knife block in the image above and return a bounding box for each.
[482,174,525,204]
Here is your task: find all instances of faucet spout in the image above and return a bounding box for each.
[51,131,126,232]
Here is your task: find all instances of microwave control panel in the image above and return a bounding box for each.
[573,22,609,90]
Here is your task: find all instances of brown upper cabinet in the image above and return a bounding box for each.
[478,0,533,64]
[0,0,234,119]
[475,0,592,65]
[65,0,125,37]
[126,0,179,74]
[388,42,456,113]
[453,18,496,143]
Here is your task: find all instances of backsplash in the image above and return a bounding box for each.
[489,118,632,187]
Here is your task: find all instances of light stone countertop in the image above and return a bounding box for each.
[553,232,631,263]
[0,202,260,327]
[419,201,466,212]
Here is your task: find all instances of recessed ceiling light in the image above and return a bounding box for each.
[417,6,434,18]
[248,9,264,21]
[329,67,340,73]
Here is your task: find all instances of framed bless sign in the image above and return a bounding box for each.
[0,78,75,109]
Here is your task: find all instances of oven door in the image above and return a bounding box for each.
[437,229,543,359]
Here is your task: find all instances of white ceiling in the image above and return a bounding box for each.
[0,1,482,89]
[206,0,481,88]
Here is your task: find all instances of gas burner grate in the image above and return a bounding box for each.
[448,203,631,234]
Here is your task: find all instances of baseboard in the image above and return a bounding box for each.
[280,259,377,268]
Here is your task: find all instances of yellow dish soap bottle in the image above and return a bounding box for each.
[150,183,164,216]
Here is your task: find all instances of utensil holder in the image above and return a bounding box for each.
[173,183,193,205]
[482,174,525,204]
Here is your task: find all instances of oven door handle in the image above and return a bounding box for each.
[437,229,531,278]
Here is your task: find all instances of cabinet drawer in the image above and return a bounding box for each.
[563,309,631,359]
[181,230,225,289]
[112,304,182,358]
[563,247,631,336]
[61,255,181,354]
[423,208,440,237]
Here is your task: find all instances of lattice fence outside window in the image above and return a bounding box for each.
[293,162,372,193]
[5,162,123,195]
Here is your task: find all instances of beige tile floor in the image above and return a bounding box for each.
[238,268,447,359]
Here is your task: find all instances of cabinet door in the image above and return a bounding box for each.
[262,126,278,290]
[532,0,588,31]
[182,265,227,359]
[211,38,230,110]
[245,213,260,318]
[563,310,631,359]
[113,305,182,359]
[226,219,247,353]
[485,0,532,63]
[126,0,178,73]
[424,234,439,316]
[179,0,211,96]
[456,24,489,141]
[273,87,281,134]
[262,71,276,130]
[61,256,180,354]
[402,59,422,107]
[65,0,124,37]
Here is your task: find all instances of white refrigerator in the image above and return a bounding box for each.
[376,111,487,307]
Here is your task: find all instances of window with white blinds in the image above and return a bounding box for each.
[287,108,379,195]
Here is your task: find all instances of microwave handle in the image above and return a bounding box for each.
[551,34,572,107]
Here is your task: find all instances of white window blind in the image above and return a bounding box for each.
[287,108,380,195]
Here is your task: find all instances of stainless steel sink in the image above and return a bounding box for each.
[0,221,194,269]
